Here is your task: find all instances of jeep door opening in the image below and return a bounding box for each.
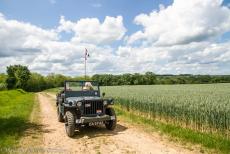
[56,81,117,137]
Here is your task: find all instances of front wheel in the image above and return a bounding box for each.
[105,108,117,130]
[65,111,76,137]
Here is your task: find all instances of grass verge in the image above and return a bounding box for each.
[19,94,43,148]
[0,90,36,148]
[115,105,230,154]
[44,88,60,93]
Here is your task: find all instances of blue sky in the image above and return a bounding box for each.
[0,0,230,75]
[0,0,172,37]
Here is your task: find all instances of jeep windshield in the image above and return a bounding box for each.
[65,81,99,91]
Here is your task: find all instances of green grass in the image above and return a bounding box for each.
[44,88,61,93]
[115,106,230,154]
[0,89,35,147]
[101,84,230,135]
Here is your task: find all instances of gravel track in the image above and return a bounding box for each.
[37,93,198,154]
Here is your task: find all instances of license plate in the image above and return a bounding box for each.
[89,121,103,126]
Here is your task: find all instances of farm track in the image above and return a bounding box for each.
[36,92,199,154]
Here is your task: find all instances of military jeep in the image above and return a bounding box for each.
[56,81,116,137]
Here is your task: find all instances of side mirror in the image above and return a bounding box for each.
[102,92,105,97]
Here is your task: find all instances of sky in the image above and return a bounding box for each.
[0,0,230,76]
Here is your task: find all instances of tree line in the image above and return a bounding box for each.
[0,65,230,92]
[92,73,230,86]
[0,65,90,92]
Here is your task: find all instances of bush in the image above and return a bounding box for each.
[0,83,7,91]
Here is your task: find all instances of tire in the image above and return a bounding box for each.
[105,108,117,130]
[65,111,76,137]
[57,105,64,122]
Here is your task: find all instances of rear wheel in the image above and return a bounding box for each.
[57,105,64,122]
[65,111,76,137]
[105,108,117,130]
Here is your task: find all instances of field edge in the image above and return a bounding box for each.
[114,106,230,154]
[19,93,43,148]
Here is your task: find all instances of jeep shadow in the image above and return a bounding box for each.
[73,123,127,139]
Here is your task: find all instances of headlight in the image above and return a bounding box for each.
[103,100,108,105]
[69,101,73,106]
[77,101,82,107]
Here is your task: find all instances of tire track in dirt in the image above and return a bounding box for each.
[38,93,199,154]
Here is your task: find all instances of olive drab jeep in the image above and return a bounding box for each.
[56,81,117,137]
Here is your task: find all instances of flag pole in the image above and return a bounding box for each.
[84,49,86,80]
[84,48,90,80]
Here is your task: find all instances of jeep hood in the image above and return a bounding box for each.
[66,96,102,102]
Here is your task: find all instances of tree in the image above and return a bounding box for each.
[6,65,31,90]
[25,73,47,92]
[0,73,7,91]
[0,73,7,83]
[145,72,156,84]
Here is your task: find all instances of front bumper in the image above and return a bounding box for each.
[76,115,115,124]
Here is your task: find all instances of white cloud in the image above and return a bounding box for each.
[58,16,126,44]
[0,13,127,75]
[127,0,230,46]
[0,13,58,57]
[115,41,230,74]
[1,0,230,76]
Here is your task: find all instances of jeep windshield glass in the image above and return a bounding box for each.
[65,81,99,91]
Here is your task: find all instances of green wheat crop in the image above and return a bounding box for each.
[101,83,230,138]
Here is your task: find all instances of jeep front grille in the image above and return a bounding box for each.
[83,100,104,115]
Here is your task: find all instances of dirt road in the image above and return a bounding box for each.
[37,93,198,154]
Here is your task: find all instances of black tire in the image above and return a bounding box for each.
[65,111,76,137]
[57,105,64,122]
[105,108,117,130]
